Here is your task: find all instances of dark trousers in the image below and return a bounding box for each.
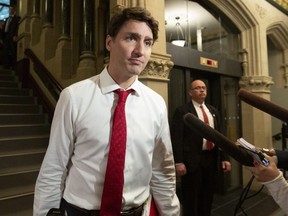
[181,152,217,216]
[59,199,144,216]
[60,199,100,216]
[2,38,17,69]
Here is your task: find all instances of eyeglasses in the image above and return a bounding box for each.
[191,86,206,91]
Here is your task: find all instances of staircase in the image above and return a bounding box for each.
[0,68,51,216]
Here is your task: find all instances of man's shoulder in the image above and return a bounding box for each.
[137,81,163,98]
[176,101,192,110]
[65,75,100,91]
[11,15,20,22]
[172,102,194,116]
[206,104,218,112]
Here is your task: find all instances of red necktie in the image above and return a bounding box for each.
[100,89,133,216]
[200,105,214,150]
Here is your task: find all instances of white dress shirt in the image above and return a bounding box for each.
[192,100,215,150]
[262,172,288,214]
[4,16,12,32]
[33,67,180,216]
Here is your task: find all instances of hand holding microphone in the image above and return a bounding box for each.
[246,155,281,183]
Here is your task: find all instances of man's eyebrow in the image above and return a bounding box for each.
[126,32,153,41]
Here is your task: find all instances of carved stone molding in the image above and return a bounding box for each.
[239,76,274,92]
[239,48,248,75]
[255,4,267,19]
[103,56,174,81]
[282,64,288,88]
[140,58,174,81]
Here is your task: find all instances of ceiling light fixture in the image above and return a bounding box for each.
[171,16,186,47]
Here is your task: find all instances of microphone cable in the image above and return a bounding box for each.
[233,174,264,216]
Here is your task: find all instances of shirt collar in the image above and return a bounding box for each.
[99,66,141,96]
[192,100,205,108]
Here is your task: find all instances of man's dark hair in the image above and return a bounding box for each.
[107,7,159,43]
[9,4,16,9]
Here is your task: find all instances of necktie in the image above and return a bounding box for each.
[100,89,133,216]
[200,105,214,150]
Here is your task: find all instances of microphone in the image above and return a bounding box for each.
[183,113,254,166]
[238,89,288,122]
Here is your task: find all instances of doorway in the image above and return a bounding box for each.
[168,67,242,193]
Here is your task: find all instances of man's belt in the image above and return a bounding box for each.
[54,198,144,216]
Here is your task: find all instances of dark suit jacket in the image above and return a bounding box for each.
[276,150,288,171]
[4,15,20,42]
[171,101,227,173]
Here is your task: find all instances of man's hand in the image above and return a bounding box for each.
[175,163,187,176]
[222,161,232,172]
[246,155,280,182]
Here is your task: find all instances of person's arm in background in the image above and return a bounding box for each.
[246,155,288,214]
[170,107,187,176]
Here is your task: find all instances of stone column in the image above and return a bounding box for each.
[16,0,33,60]
[239,27,274,190]
[30,0,41,46]
[37,0,57,60]
[76,0,96,79]
[55,0,73,79]
[33,0,40,15]
[43,0,53,26]
[60,0,71,39]
[283,49,288,88]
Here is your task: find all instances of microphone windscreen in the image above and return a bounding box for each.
[183,113,254,166]
[238,89,288,123]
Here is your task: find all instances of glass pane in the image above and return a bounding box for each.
[165,0,240,60]
[223,77,242,189]
[0,0,10,20]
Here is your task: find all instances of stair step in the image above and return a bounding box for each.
[0,69,14,75]
[0,81,20,88]
[0,74,17,82]
[0,104,43,114]
[0,151,45,175]
[0,95,36,104]
[0,114,48,124]
[0,136,49,155]
[0,67,52,215]
[0,124,50,138]
[0,170,38,199]
[0,192,33,216]
[0,87,31,96]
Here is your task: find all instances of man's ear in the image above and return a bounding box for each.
[106,35,112,51]
[188,89,193,97]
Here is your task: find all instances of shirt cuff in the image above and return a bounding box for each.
[261,171,283,185]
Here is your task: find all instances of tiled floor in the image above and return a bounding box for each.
[211,187,286,216]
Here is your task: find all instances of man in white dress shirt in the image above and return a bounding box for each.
[33,6,180,216]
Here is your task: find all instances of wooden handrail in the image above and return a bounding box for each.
[24,48,63,97]
[16,48,64,120]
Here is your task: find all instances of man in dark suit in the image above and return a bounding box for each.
[170,79,231,216]
[2,4,20,69]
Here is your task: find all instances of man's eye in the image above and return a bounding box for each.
[145,40,153,47]
[126,36,136,42]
